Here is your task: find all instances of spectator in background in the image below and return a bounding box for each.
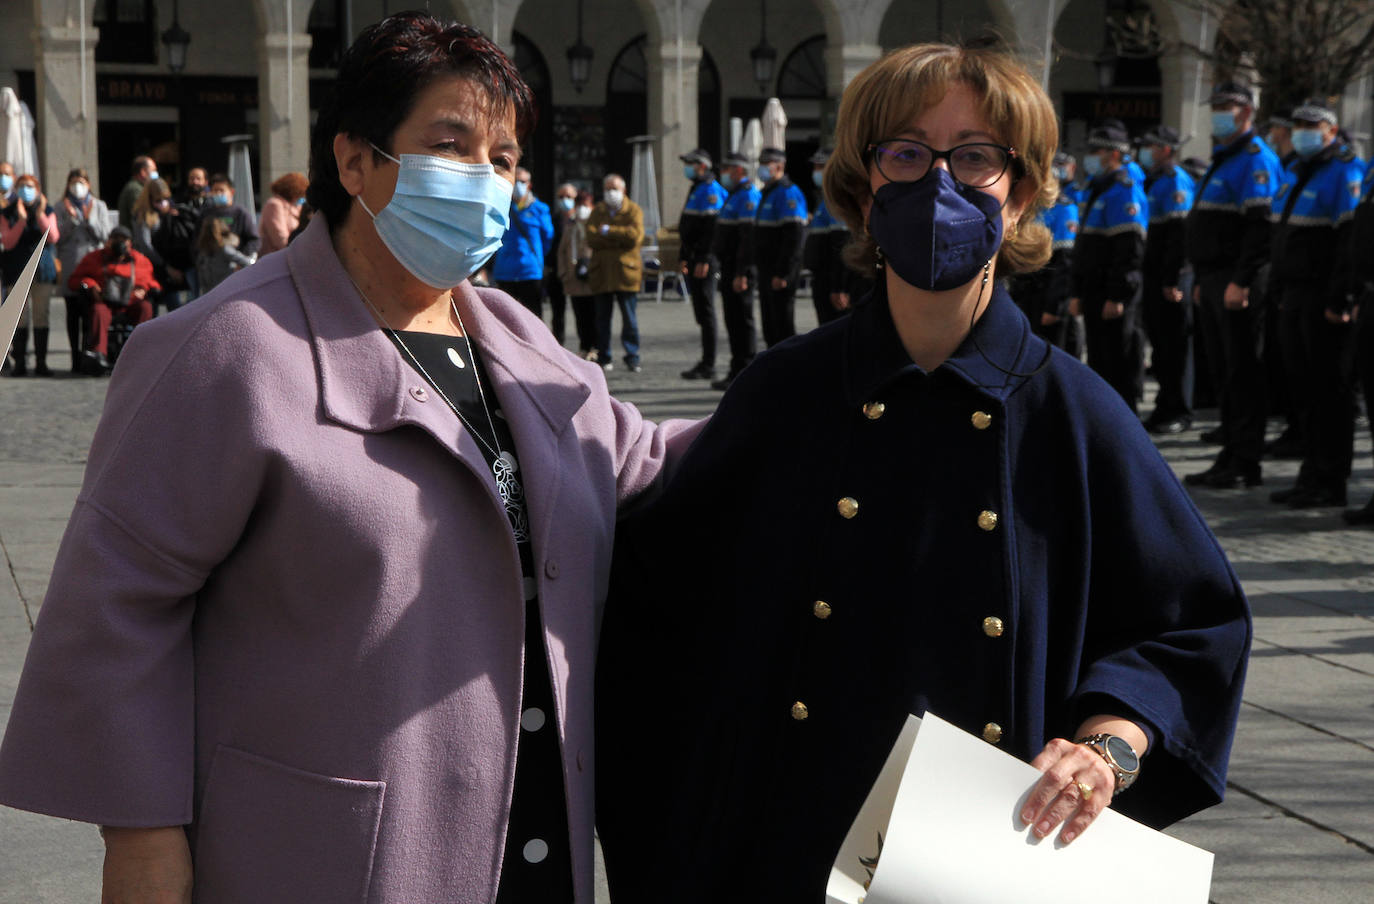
[0,161,15,205]
[179,166,210,213]
[557,189,598,359]
[130,179,181,308]
[586,173,645,372]
[1,174,60,376]
[116,155,157,228]
[55,168,111,370]
[259,172,309,256]
[195,216,256,293]
[67,226,157,372]
[545,182,578,345]
[196,172,260,259]
[492,167,554,321]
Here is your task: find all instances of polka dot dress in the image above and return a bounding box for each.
[392,330,574,903]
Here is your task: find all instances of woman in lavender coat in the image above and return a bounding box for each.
[0,14,694,903]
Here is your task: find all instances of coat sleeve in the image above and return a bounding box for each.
[1068,400,1252,828]
[599,204,644,250]
[0,313,269,826]
[609,399,707,510]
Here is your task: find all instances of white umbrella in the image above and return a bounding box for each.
[739,118,763,173]
[223,134,257,227]
[0,87,40,182]
[761,97,788,150]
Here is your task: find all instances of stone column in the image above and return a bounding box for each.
[1163,4,1214,162]
[645,39,701,237]
[257,30,313,192]
[32,26,100,195]
[824,42,883,100]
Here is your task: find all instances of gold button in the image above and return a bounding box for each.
[977,510,999,531]
[982,616,1004,637]
[983,722,1003,744]
[791,702,810,721]
[862,401,886,420]
[837,497,859,519]
[813,600,832,619]
[972,410,993,430]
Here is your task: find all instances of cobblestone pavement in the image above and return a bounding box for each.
[1,294,1371,902]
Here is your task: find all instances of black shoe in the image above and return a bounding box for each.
[1199,427,1224,444]
[1148,416,1192,435]
[33,362,52,377]
[1286,485,1347,508]
[680,361,714,380]
[710,372,738,391]
[1264,434,1304,459]
[10,360,26,377]
[78,350,110,376]
[1189,463,1261,489]
[1341,499,1374,526]
[1269,483,1309,504]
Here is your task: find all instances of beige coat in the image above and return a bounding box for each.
[585,197,643,294]
[557,214,595,298]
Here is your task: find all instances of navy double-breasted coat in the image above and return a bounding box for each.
[597,282,1251,902]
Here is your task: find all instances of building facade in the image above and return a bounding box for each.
[1,0,1369,223]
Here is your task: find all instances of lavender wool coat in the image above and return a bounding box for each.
[0,216,697,903]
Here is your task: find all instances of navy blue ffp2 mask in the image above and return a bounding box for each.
[869,167,1005,291]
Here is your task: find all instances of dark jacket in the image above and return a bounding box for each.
[1072,169,1147,305]
[1185,131,1281,284]
[597,285,1251,902]
[753,177,807,281]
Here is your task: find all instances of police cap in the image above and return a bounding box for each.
[679,148,713,167]
[1208,81,1254,108]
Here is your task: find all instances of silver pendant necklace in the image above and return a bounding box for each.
[347,276,529,540]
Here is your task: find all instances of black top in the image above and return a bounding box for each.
[390,329,573,904]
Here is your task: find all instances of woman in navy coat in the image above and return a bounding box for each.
[597,38,1251,902]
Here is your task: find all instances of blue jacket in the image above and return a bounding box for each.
[1145,165,1195,289]
[491,196,553,282]
[711,182,762,279]
[755,177,808,279]
[1185,131,1282,284]
[1074,168,1149,303]
[598,285,1252,901]
[1269,143,1366,308]
[678,178,726,264]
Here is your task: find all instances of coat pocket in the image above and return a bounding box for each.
[193,745,386,904]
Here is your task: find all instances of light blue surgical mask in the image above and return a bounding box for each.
[812,170,824,188]
[559,196,575,211]
[1292,128,1326,158]
[0,174,12,193]
[1082,154,1104,177]
[513,180,528,200]
[757,164,773,183]
[147,169,159,183]
[684,164,698,181]
[358,144,514,289]
[1052,166,1071,183]
[17,184,37,204]
[1138,147,1156,170]
[212,191,231,206]
[1211,111,1238,139]
[720,171,736,190]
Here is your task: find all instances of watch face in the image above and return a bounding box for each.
[1106,735,1140,771]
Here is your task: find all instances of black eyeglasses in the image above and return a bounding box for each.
[866,139,1017,188]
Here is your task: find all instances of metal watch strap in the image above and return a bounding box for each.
[1075,732,1139,793]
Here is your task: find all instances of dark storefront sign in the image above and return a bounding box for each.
[96,73,258,109]
[1061,91,1163,136]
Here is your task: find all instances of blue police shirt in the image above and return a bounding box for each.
[1147,167,1195,225]
[1039,192,1079,250]
[1081,170,1149,238]
[1194,135,1282,216]
[718,182,762,225]
[756,180,807,227]
[1271,152,1365,227]
[809,198,840,233]
[683,179,726,217]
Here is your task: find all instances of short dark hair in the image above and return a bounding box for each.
[209,173,234,189]
[132,156,154,176]
[306,12,536,229]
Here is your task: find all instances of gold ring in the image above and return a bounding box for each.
[1075,780,1094,801]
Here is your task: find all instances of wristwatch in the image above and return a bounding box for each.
[1075,733,1141,793]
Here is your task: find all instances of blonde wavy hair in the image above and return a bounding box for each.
[822,38,1060,279]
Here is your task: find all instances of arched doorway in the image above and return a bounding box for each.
[776,34,826,188]
[1052,0,1165,150]
[604,35,722,186]
[512,31,556,196]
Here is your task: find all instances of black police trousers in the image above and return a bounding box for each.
[1142,268,1196,421]
[1277,280,1355,489]
[719,274,757,376]
[1082,296,1145,413]
[757,276,797,348]
[686,268,719,367]
[1195,268,1268,468]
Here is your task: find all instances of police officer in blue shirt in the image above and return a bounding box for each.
[1070,121,1150,411]
[1265,99,1366,508]
[1139,125,1197,434]
[677,148,727,380]
[1183,82,1282,489]
[710,152,762,390]
[753,146,808,347]
[803,148,862,326]
[1009,151,1079,351]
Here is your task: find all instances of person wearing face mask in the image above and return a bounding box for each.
[258,171,309,256]
[1007,150,1080,353]
[54,168,112,371]
[1263,99,1366,509]
[116,155,157,229]
[1265,110,1297,168]
[195,172,260,262]
[1069,122,1150,413]
[597,38,1250,901]
[752,147,808,346]
[556,189,598,358]
[0,161,16,207]
[677,148,726,379]
[1182,81,1282,490]
[0,14,698,903]
[586,173,646,371]
[66,226,158,372]
[544,181,578,345]
[708,151,762,389]
[0,174,61,376]
[1138,125,1197,435]
[803,147,858,326]
[492,167,555,324]
[131,178,187,306]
